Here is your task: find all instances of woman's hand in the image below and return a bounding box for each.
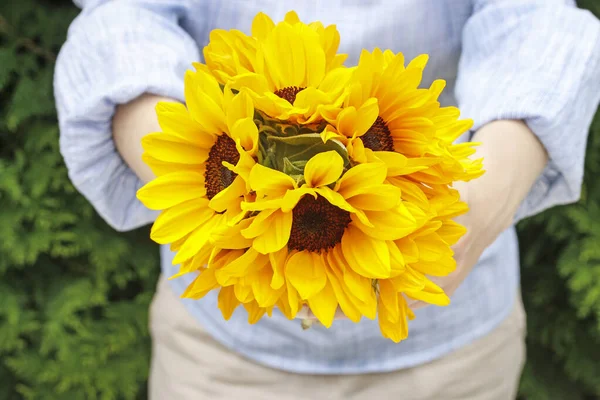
[113,94,176,183]
[408,120,548,309]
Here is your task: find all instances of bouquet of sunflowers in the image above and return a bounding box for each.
[136,11,483,342]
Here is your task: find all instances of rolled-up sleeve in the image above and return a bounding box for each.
[455,0,600,221]
[54,0,200,231]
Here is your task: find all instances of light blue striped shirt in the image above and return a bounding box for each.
[54,0,600,373]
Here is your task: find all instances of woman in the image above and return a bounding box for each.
[54,1,600,399]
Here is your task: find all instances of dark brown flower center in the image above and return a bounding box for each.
[204,135,239,199]
[288,195,351,252]
[361,116,394,151]
[274,86,305,105]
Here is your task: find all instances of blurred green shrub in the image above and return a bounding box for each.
[0,1,598,399]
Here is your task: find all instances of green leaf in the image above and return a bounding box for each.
[264,133,350,177]
[0,47,17,90]
[6,69,55,131]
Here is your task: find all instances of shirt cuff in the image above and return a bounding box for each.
[54,2,200,231]
[455,3,600,221]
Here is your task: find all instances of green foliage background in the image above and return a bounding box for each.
[0,1,598,398]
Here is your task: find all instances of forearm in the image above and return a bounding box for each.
[113,94,175,183]
[469,120,548,227]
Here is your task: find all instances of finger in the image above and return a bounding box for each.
[407,300,429,310]
[295,305,315,320]
[404,295,428,310]
[333,307,349,320]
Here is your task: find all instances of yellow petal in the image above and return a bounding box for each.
[276,290,297,320]
[142,153,203,177]
[293,87,331,116]
[216,248,268,286]
[411,257,456,277]
[218,286,240,320]
[336,162,387,199]
[405,278,450,306]
[252,209,293,254]
[226,88,255,133]
[436,219,467,246]
[208,175,246,213]
[249,164,296,198]
[429,79,446,100]
[243,301,266,324]
[137,171,206,210]
[181,268,219,299]
[387,240,406,277]
[284,10,300,24]
[169,244,212,280]
[209,247,238,269]
[184,71,227,134]
[252,267,283,308]
[151,198,212,244]
[325,259,362,322]
[233,74,272,95]
[414,232,452,257]
[348,137,368,164]
[241,198,285,212]
[344,184,401,211]
[141,132,209,164]
[269,247,288,289]
[388,267,426,292]
[318,66,353,97]
[354,98,379,137]
[336,106,358,137]
[229,118,258,154]
[312,188,355,214]
[155,101,216,147]
[241,208,277,239]
[351,205,418,241]
[378,294,411,343]
[285,251,326,299]
[372,152,407,176]
[172,213,225,265]
[302,36,327,87]
[252,12,275,40]
[234,280,254,303]
[194,68,226,108]
[395,237,420,264]
[280,188,317,213]
[319,124,342,143]
[249,91,307,120]
[327,245,372,303]
[378,279,400,322]
[209,217,254,249]
[304,151,344,188]
[307,279,337,328]
[386,176,429,209]
[341,224,391,278]
[408,54,429,70]
[286,279,301,318]
[225,141,256,184]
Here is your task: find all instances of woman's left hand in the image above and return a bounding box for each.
[408,119,548,309]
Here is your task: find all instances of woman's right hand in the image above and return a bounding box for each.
[113,94,177,183]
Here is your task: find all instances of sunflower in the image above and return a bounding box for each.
[206,150,432,328]
[199,11,352,122]
[322,48,483,185]
[136,68,258,269]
